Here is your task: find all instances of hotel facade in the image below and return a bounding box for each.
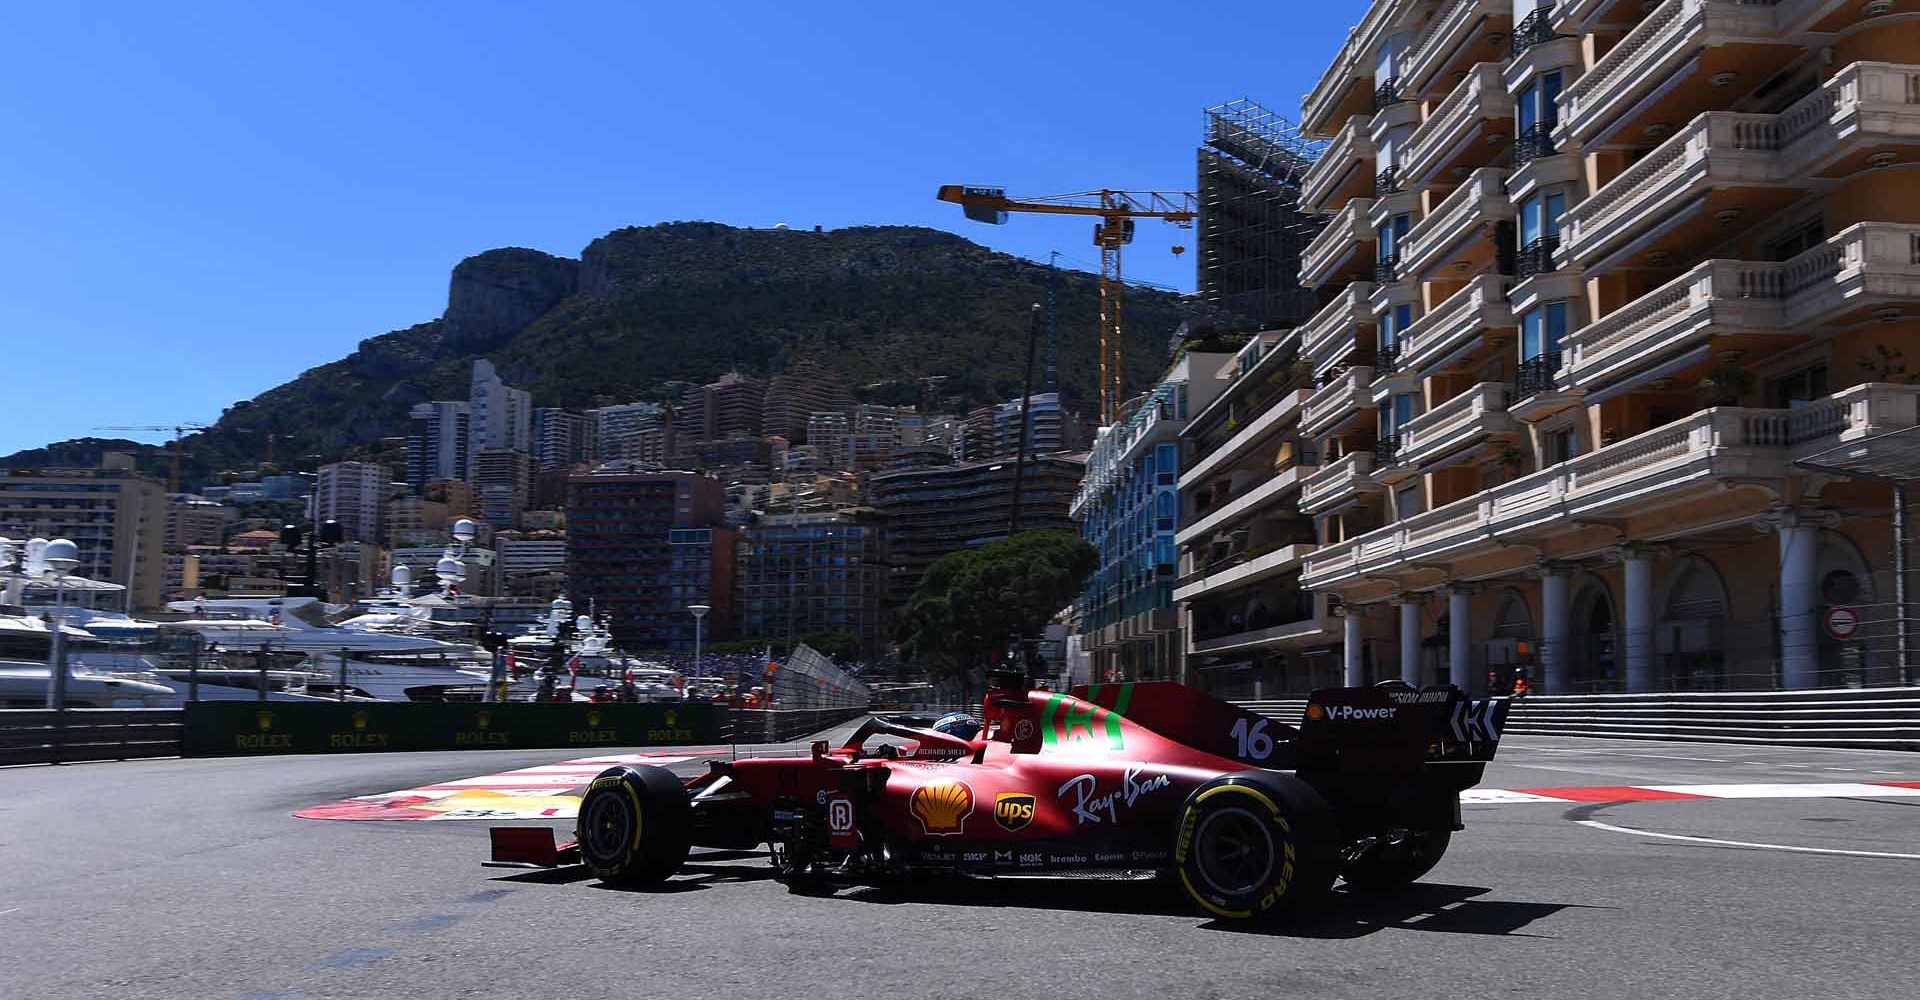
[1185,0,1920,696]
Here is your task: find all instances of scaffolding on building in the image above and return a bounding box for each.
[1198,98,1328,331]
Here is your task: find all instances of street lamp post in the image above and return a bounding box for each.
[42,538,80,713]
[688,604,710,679]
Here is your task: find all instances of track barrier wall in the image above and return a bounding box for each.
[0,709,184,766]
[181,701,729,757]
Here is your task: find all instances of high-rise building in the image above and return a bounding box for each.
[313,461,387,542]
[1214,0,1920,698]
[1074,350,1238,684]
[166,495,228,550]
[532,408,592,471]
[806,412,852,469]
[960,393,1069,462]
[763,360,854,441]
[869,454,1085,603]
[406,401,470,487]
[680,373,766,443]
[590,402,667,460]
[468,359,532,478]
[0,459,167,610]
[473,448,536,530]
[737,510,888,657]
[566,469,737,650]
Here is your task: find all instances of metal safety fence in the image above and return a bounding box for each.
[765,643,870,711]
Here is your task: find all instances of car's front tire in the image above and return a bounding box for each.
[1172,771,1336,921]
[576,765,691,885]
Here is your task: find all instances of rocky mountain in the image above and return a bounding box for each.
[8,223,1200,483]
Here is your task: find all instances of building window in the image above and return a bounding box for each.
[1764,217,1826,262]
[1519,190,1566,247]
[1544,425,1579,465]
[1395,482,1421,519]
[1521,301,1569,360]
[1769,364,1828,409]
[1155,443,1178,485]
[1516,71,1562,135]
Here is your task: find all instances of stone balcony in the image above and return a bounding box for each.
[1300,450,1386,515]
[1300,115,1377,214]
[1301,0,1427,135]
[1397,167,1512,280]
[1301,197,1374,289]
[1554,0,1782,147]
[1397,381,1516,469]
[1399,62,1514,186]
[1561,223,1920,390]
[1306,384,1920,589]
[1176,461,1318,548]
[1401,0,1510,99]
[1173,543,1319,604]
[1302,283,1376,376]
[1396,274,1516,374]
[1301,366,1377,439]
[1563,63,1920,268]
[1179,389,1311,491]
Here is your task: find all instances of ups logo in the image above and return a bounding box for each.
[994,793,1035,833]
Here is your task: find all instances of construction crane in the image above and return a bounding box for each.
[936,185,1197,424]
[94,423,211,492]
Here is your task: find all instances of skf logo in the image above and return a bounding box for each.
[351,709,369,730]
[993,793,1035,833]
[909,779,975,836]
[256,711,274,731]
[587,708,602,727]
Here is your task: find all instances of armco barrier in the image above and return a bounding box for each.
[1234,687,1920,750]
[182,701,728,756]
[0,709,184,766]
[736,707,870,743]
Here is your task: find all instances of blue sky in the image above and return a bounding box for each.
[0,1,1363,455]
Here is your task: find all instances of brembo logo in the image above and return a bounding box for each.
[1320,704,1397,722]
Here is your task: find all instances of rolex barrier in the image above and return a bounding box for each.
[180,702,728,756]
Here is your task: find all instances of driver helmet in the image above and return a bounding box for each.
[930,711,983,741]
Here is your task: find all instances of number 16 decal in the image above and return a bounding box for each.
[1230,717,1274,760]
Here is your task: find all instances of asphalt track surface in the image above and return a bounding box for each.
[5,728,1919,1000]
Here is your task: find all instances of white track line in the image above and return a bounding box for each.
[1576,820,1920,860]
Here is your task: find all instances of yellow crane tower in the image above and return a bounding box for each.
[936,185,1196,425]
[94,423,211,492]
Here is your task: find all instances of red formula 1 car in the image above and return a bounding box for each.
[488,678,1509,920]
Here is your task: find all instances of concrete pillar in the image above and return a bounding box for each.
[1449,588,1473,692]
[1541,568,1571,694]
[1343,607,1364,686]
[1780,522,1820,690]
[1399,599,1422,685]
[1623,555,1655,693]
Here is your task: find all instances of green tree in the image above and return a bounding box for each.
[897,529,1097,677]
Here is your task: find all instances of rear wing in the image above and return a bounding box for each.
[1297,685,1508,769]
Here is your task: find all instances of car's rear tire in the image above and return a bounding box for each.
[1340,828,1451,890]
[1173,771,1336,921]
[576,765,691,885]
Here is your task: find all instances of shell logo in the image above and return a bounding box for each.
[1306,703,1326,721]
[909,779,975,836]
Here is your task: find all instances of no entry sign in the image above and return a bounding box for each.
[1824,606,1860,640]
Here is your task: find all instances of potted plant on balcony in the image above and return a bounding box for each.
[1697,367,1754,406]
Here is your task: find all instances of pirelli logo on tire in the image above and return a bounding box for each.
[993,793,1035,832]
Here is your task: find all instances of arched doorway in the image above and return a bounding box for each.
[1571,581,1619,692]
[1814,530,1878,685]
[1659,558,1729,691]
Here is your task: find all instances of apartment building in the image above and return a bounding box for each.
[473,448,535,529]
[763,360,854,441]
[313,461,387,542]
[406,401,470,487]
[680,373,767,443]
[532,408,593,471]
[0,459,167,610]
[166,495,228,549]
[566,469,736,650]
[736,510,888,657]
[1073,350,1236,684]
[1285,0,1920,694]
[468,360,532,477]
[870,454,1085,604]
